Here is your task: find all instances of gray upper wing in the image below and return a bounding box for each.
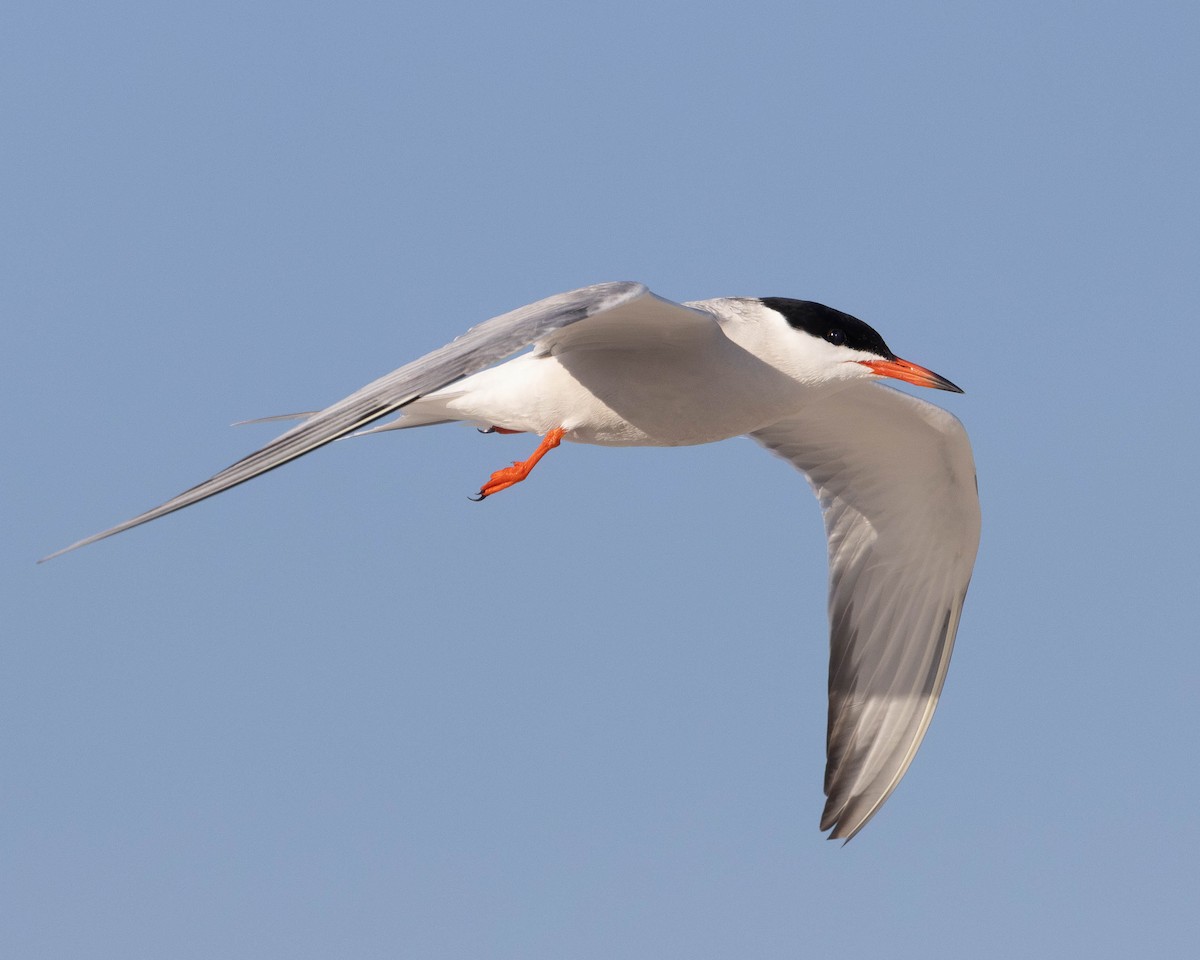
[42,282,662,561]
[752,382,980,840]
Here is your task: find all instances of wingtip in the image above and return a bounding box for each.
[823,822,863,845]
[820,795,876,844]
[821,825,863,846]
[38,516,150,563]
[38,535,99,564]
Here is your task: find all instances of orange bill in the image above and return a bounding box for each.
[858,357,964,393]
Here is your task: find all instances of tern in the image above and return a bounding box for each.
[42,282,980,840]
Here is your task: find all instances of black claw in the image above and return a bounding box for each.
[468,491,487,502]
[477,426,496,434]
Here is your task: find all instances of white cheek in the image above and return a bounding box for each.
[840,357,877,381]
[810,342,875,381]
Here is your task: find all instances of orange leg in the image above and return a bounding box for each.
[470,427,566,500]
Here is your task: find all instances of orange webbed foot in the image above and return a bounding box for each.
[470,427,565,501]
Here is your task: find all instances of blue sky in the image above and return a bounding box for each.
[5,2,1199,957]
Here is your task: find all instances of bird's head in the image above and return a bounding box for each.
[755,298,963,394]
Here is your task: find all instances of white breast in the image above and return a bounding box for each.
[420,334,817,447]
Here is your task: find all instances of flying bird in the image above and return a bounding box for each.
[42,282,980,840]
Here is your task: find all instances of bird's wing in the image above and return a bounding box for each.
[751,382,980,840]
[43,281,714,561]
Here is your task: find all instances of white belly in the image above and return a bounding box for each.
[412,342,810,447]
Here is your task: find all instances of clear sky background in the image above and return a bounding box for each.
[5,2,1199,958]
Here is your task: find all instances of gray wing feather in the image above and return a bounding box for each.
[752,382,980,840]
[41,282,648,561]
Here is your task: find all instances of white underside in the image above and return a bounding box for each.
[388,341,824,446]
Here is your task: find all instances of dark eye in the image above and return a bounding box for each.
[825,328,846,346]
